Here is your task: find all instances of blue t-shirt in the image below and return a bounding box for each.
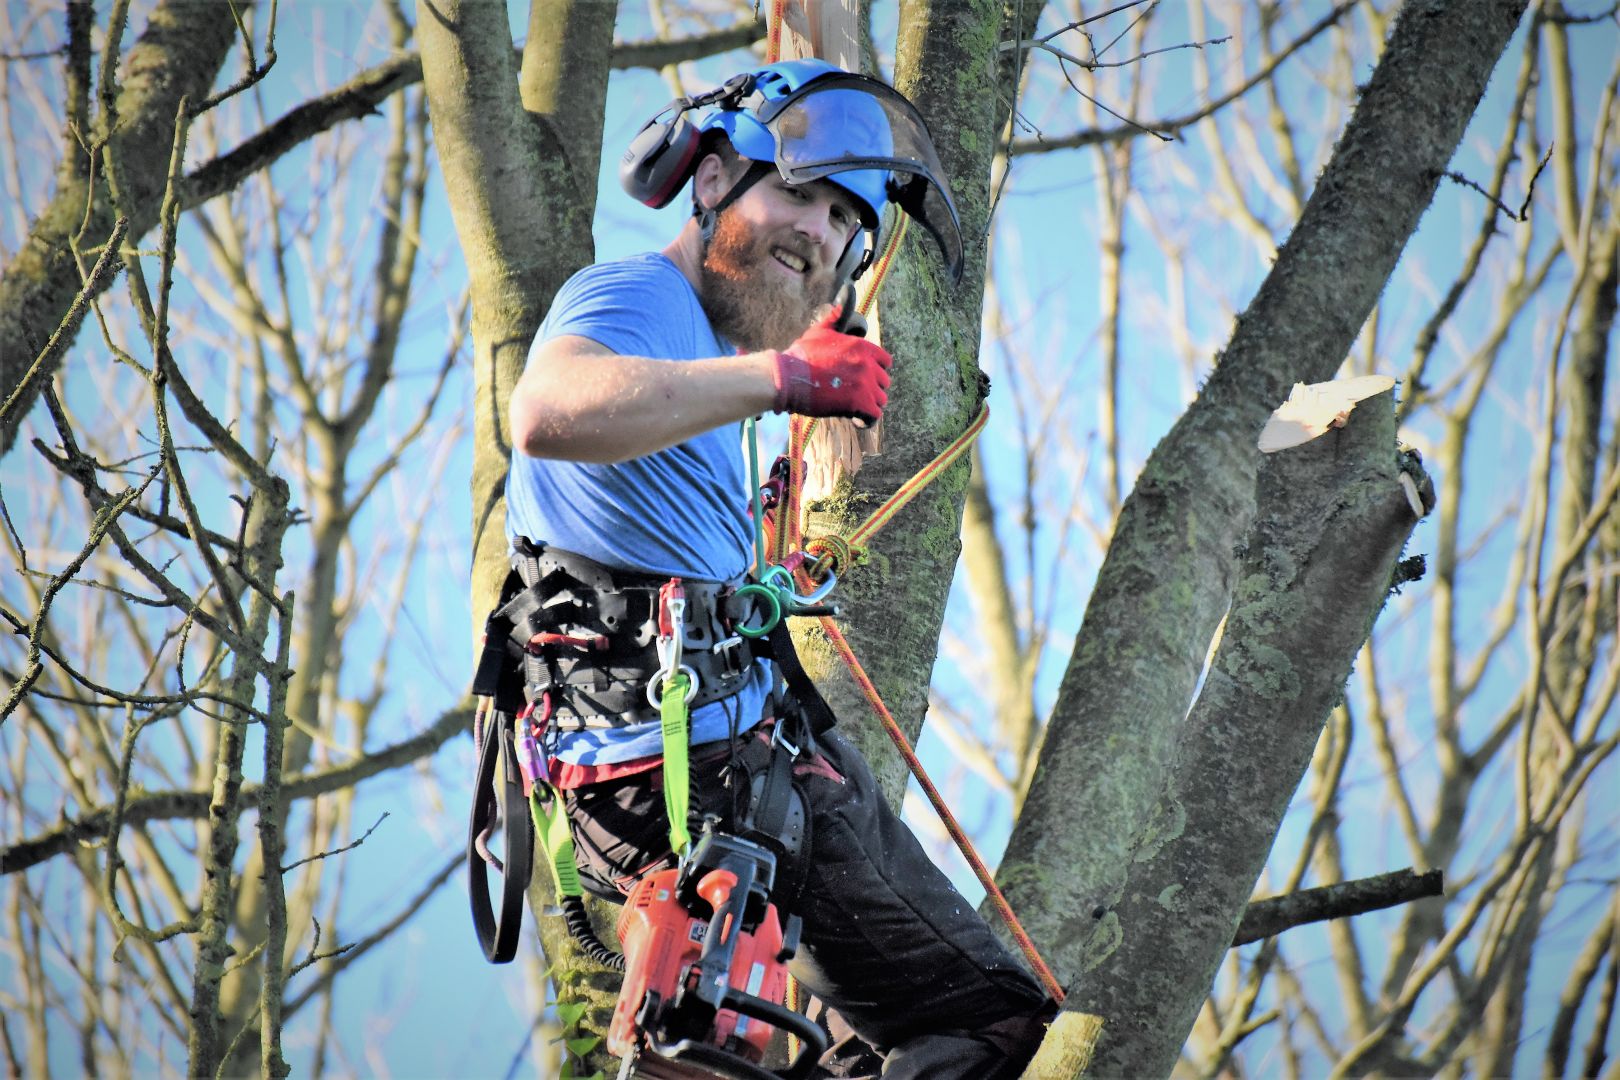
[506,253,771,765]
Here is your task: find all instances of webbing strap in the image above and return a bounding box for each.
[467,708,534,963]
[660,673,693,856]
[530,788,583,899]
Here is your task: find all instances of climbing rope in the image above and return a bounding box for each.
[741,202,1063,1008]
[767,408,1066,1006]
[756,0,1065,1024]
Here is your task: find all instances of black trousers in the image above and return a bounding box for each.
[563,721,1053,1079]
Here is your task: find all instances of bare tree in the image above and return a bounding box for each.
[4,0,1614,1077]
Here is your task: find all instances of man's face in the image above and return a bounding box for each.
[699,173,863,352]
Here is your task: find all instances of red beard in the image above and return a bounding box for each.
[699,210,839,352]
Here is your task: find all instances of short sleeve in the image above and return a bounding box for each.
[539,257,695,360]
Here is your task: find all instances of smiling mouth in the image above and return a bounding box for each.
[771,248,809,274]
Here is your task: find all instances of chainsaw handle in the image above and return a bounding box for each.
[644,986,829,1080]
[716,986,829,1080]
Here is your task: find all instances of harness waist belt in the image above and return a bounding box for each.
[489,540,763,729]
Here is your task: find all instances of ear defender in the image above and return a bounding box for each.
[834,229,874,290]
[619,112,702,209]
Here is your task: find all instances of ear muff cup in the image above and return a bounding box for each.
[619,114,702,209]
[834,229,874,289]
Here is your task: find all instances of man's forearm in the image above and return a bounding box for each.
[511,349,778,464]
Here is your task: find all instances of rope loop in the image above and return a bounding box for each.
[803,535,853,582]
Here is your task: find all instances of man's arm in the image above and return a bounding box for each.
[512,316,895,464]
[510,335,778,464]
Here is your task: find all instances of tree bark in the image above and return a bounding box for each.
[0,0,240,455]
[998,0,1530,1000]
[794,0,1044,803]
[416,0,605,631]
[1071,392,1429,1075]
[415,0,619,1068]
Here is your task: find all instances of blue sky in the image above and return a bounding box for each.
[3,1,1617,1077]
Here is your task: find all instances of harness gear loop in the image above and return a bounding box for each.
[466,700,535,964]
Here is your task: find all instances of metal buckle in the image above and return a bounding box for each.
[771,721,800,758]
[711,635,750,678]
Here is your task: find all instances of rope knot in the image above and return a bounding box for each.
[804,535,852,582]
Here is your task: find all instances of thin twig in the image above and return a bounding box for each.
[0,48,65,62]
[1055,54,1171,141]
[191,0,279,116]
[1441,143,1555,223]
[279,812,388,875]
[0,606,266,719]
[1008,1,1357,155]
[103,706,200,949]
[1,705,469,874]
[282,855,459,1016]
[0,462,159,728]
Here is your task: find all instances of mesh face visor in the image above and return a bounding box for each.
[755,76,965,282]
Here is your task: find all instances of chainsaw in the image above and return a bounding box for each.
[610,822,828,1080]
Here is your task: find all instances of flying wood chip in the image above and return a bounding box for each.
[1258,375,1397,453]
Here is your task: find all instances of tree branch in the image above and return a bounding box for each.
[0,214,127,428]
[0,704,468,874]
[1007,1,1357,156]
[281,852,459,1018]
[1233,869,1446,947]
[180,22,766,212]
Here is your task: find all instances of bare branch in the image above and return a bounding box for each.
[279,812,387,875]
[189,0,278,117]
[0,217,128,432]
[282,853,459,1018]
[1234,869,1446,947]
[0,462,158,728]
[181,23,766,211]
[1440,143,1554,224]
[1,704,468,874]
[1008,1,1357,155]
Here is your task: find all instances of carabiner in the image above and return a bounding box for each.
[760,563,838,614]
[786,569,837,611]
[656,578,687,676]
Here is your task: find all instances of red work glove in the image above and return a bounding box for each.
[770,311,893,423]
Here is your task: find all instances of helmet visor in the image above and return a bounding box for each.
[758,76,965,282]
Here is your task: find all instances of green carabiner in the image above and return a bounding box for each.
[733,582,783,639]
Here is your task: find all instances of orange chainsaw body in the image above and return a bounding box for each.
[608,866,788,1063]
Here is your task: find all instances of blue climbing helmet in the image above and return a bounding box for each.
[621,59,964,282]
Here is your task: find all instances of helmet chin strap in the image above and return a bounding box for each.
[695,160,775,246]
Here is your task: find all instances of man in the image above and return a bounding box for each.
[503,59,1052,1078]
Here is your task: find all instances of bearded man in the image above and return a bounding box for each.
[500,59,1053,1079]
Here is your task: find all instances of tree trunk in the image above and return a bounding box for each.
[999,0,1530,1007]
[416,0,607,630]
[794,0,1045,803]
[1073,394,1427,1076]
[415,0,619,1068]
